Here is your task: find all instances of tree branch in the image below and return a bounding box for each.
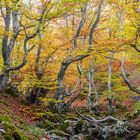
[74,2,88,48]
[5,42,36,72]
[121,51,140,94]
[89,0,103,48]
[74,106,119,124]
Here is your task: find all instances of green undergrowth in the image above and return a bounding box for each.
[0,113,45,140]
[125,101,140,119]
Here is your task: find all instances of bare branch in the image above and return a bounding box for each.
[5,42,36,72]
[89,0,103,48]
[121,51,140,94]
[64,78,81,98]
[0,0,5,20]
[74,2,88,48]
[130,28,140,52]
[74,106,119,124]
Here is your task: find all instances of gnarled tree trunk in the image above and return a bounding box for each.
[0,73,9,91]
[54,0,103,113]
[0,1,46,92]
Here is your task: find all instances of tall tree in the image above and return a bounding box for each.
[0,0,47,91]
[54,0,103,113]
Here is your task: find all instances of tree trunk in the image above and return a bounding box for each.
[88,58,94,111]
[107,52,114,115]
[54,53,90,113]
[0,73,9,91]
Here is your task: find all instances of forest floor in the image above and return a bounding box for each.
[0,94,47,139]
[0,94,35,125]
[0,93,140,139]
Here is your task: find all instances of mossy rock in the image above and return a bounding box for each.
[75,120,89,133]
[134,109,140,117]
[37,119,57,130]
[13,130,22,140]
[45,112,63,123]
[5,134,12,140]
[5,85,19,97]
[52,129,67,137]
[107,137,123,140]
[48,129,70,137]
[57,121,70,131]
[47,101,56,111]
[75,120,85,132]
[116,104,127,111]
[125,112,133,119]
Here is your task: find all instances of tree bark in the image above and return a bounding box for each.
[0,73,9,91]
[54,0,103,113]
[0,1,45,91]
[74,2,87,48]
[55,52,90,100]
[121,51,140,94]
[107,52,114,115]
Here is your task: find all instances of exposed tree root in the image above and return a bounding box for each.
[74,106,119,124]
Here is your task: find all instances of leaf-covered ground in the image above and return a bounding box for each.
[0,93,140,140]
[0,94,46,140]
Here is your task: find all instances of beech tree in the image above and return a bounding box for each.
[121,0,140,95]
[0,0,47,91]
[24,0,70,104]
[54,0,103,113]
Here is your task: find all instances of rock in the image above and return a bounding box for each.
[37,119,57,130]
[74,120,89,134]
[88,127,99,138]
[0,128,6,134]
[48,133,68,140]
[58,121,70,131]
[66,126,75,135]
[89,127,99,135]
[70,133,84,140]
[100,121,132,139]
[40,138,46,140]
[45,129,71,140]
[64,120,77,135]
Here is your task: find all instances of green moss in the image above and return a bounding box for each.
[133,102,140,116]
[3,123,13,131]
[125,112,133,119]
[5,134,12,140]
[57,121,69,131]
[5,128,12,136]
[53,129,66,137]
[137,133,140,139]
[21,123,45,139]
[108,137,122,140]
[37,119,56,130]
[0,115,11,123]
[75,120,84,132]
[13,130,22,140]
[0,132,3,139]
[21,136,30,140]
[0,114,44,139]
[4,85,18,97]
[45,112,63,122]
[35,112,46,118]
